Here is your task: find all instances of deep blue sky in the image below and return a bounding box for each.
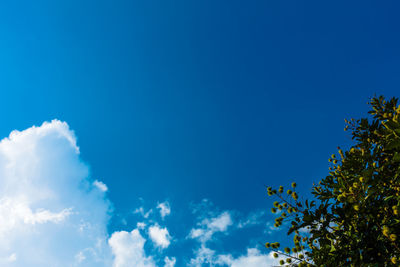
[0,0,399,265]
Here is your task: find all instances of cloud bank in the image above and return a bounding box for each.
[0,120,274,267]
[0,120,112,266]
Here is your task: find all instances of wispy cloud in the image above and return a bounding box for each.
[237,210,266,228]
[93,180,108,192]
[157,201,171,219]
[217,249,283,267]
[134,207,153,219]
[189,211,233,243]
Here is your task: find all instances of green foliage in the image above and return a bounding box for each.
[265,96,400,266]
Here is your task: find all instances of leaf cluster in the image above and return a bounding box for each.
[265,96,400,266]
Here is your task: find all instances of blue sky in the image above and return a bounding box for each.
[0,1,399,266]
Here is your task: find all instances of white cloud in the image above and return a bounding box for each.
[264,221,285,235]
[217,249,281,267]
[0,253,17,264]
[0,120,287,267]
[134,207,153,219]
[93,180,108,192]
[207,212,232,232]
[237,210,266,228]
[190,247,281,267]
[0,120,112,266]
[189,211,235,266]
[189,211,233,243]
[189,244,216,266]
[157,201,171,219]
[137,222,146,229]
[148,224,171,249]
[187,206,283,267]
[108,229,156,267]
[0,197,72,229]
[164,256,176,267]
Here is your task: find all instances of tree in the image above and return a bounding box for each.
[265,96,400,266]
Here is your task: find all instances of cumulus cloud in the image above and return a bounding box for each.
[157,201,171,219]
[0,120,112,266]
[108,229,156,267]
[148,224,171,249]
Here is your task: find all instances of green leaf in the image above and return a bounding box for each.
[393,152,400,162]
[387,139,400,150]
